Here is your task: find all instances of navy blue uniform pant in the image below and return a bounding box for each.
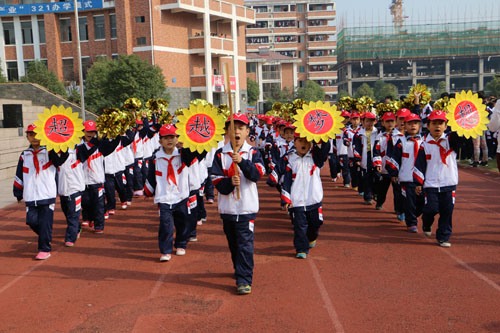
[82,184,105,230]
[204,175,215,200]
[328,153,339,179]
[349,160,360,189]
[158,199,189,254]
[361,164,375,201]
[338,155,351,185]
[290,204,323,254]
[60,192,82,243]
[26,203,55,252]
[186,190,199,240]
[104,172,127,211]
[392,181,404,214]
[222,214,255,286]
[422,188,455,242]
[401,182,424,227]
[197,182,207,221]
[376,175,391,206]
[124,164,134,202]
[133,158,144,191]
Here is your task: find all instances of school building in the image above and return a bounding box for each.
[0,0,255,111]
[244,0,338,103]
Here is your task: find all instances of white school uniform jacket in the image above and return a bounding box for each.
[488,100,500,153]
[105,144,126,175]
[375,129,404,175]
[344,125,361,158]
[13,146,58,205]
[57,147,87,197]
[414,133,460,189]
[188,157,203,192]
[386,135,424,183]
[281,142,330,208]
[145,147,195,205]
[353,127,379,170]
[335,128,349,156]
[133,131,144,159]
[211,141,265,216]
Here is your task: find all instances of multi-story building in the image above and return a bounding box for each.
[0,0,255,111]
[336,21,500,96]
[244,0,337,104]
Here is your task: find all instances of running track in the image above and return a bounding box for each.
[0,166,499,332]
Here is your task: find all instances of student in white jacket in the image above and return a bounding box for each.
[487,100,500,172]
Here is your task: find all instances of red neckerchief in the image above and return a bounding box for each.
[427,138,452,165]
[162,156,177,187]
[32,148,41,175]
[225,152,244,177]
[408,136,421,164]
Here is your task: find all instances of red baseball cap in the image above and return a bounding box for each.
[405,113,421,122]
[159,124,177,136]
[381,112,396,121]
[350,111,361,119]
[340,110,350,118]
[226,113,250,125]
[397,108,411,118]
[265,116,273,125]
[84,120,98,132]
[363,112,377,119]
[25,123,36,133]
[428,110,448,121]
[136,119,144,125]
[284,123,296,130]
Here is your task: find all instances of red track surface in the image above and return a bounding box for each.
[1,166,499,332]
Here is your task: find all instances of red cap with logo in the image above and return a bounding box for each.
[350,111,361,119]
[265,116,273,125]
[84,120,98,131]
[397,108,411,118]
[159,124,177,136]
[25,123,36,133]
[405,113,421,122]
[428,110,448,121]
[340,110,351,118]
[226,113,250,125]
[363,112,377,119]
[381,112,396,121]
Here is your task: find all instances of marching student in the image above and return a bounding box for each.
[281,136,330,259]
[56,139,98,247]
[13,124,67,260]
[132,117,149,197]
[332,111,351,185]
[211,113,265,295]
[344,111,362,193]
[144,124,199,261]
[81,120,120,233]
[414,110,463,247]
[386,113,425,233]
[353,112,380,205]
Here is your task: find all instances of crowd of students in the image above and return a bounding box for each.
[12,97,500,295]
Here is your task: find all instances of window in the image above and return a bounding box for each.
[273,5,288,12]
[60,18,72,42]
[299,66,305,73]
[299,80,305,88]
[109,14,117,39]
[298,51,304,58]
[63,58,74,81]
[21,21,33,44]
[24,60,34,72]
[38,20,45,43]
[6,62,18,81]
[298,20,304,28]
[81,57,91,80]
[253,6,267,13]
[135,16,145,23]
[247,21,268,29]
[112,54,119,60]
[298,35,304,43]
[246,36,269,44]
[93,15,105,40]
[246,63,256,73]
[297,4,304,12]
[78,17,88,41]
[1,104,23,129]
[3,22,15,45]
[136,37,147,45]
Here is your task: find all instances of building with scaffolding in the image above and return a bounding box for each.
[335,20,500,96]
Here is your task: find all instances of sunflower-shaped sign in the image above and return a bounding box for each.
[446,90,490,139]
[33,105,84,152]
[293,101,345,143]
[176,103,225,153]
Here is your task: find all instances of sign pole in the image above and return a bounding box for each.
[74,0,86,122]
[223,62,240,200]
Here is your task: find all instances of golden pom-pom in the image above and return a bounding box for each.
[123,97,142,110]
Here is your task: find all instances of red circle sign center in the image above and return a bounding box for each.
[44,115,74,143]
[454,101,479,130]
[186,114,215,143]
[304,109,333,135]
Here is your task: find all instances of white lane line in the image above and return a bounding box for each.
[149,264,173,298]
[308,258,345,333]
[469,202,500,217]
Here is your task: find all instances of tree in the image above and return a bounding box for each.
[68,87,81,106]
[373,80,398,101]
[247,78,259,105]
[485,75,500,97]
[296,80,325,102]
[264,85,293,110]
[337,89,350,99]
[430,81,447,98]
[21,61,67,97]
[0,63,7,83]
[354,83,375,99]
[85,54,168,113]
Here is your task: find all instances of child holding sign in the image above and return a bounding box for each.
[211,114,265,295]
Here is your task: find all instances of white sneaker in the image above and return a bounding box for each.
[201,218,207,222]
[160,254,171,262]
[176,248,186,256]
[126,201,132,206]
[438,240,451,248]
[197,220,203,226]
[189,237,198,242]
[121,203,127,210]
[423,228,432,237]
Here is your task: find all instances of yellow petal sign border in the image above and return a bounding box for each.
[293,101,345,143]
[176,104,225,154]
[446,90,490,139]
[33,105,84,152]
